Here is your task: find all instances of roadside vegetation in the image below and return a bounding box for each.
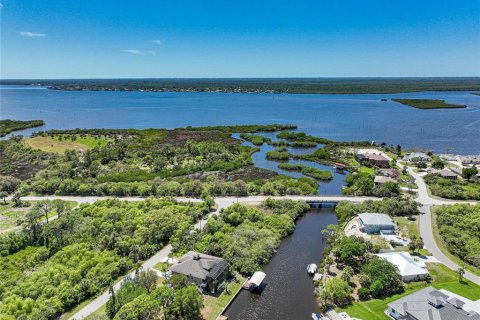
[0,119,45,137]
[0,198,208,319]
[391,98,467,109]
[424,173,480,200]
[433,204,480,271]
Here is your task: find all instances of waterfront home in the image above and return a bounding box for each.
[387,286,480,320]
[438,154,458,162]
[355,152,390,168]
[450,167,463,176]
[439,169,459,179]
[376,168,400,179]
[169,251,229,293]
[460,155,480,165]
[358,213,395,234]
[374,175,397,186]
[403,152,432,163]
[375,251,428,282]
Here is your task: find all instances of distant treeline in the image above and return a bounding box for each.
[2,77,480,94]
[0,119,45,137]
[31,124,296,137]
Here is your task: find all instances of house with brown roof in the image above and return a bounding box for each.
[356,152,390,168]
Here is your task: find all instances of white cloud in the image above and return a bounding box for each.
[150,39,163,45]
[19,31,47,37]
[121,49,156,56]
[121,49,142,55]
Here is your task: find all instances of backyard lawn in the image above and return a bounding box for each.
[202,274,245,320]
[339,263,480,320]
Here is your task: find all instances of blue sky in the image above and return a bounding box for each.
[1,0,479,78]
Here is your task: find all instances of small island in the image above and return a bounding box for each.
[391,98,467,109]
[0,119,45,137]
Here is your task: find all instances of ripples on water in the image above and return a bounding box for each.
[224,209,338,320]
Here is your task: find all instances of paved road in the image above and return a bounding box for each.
[407,167,480,284]
[6,187,477,318]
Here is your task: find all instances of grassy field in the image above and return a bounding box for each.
[394,216,419,238]
[24,135,109,153]
[391,99,466,109]
[202,275,245,320]
[0,200,77,233]
[0,202,31,232]
[340,263,480,320]
[431,209,480,277]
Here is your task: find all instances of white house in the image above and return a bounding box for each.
[376,251,428,282]
[403,152,432,163]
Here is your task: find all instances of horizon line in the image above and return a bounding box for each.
[1,76,480,81]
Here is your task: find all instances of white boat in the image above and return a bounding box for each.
[307,263,317,275]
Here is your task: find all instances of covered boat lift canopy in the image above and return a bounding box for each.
[249,271,266,288]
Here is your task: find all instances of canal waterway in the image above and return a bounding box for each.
[224,208,337,320]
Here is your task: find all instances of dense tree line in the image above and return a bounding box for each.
[179,199,310,275]
[0,198,207,319]
[335,197,420,225]
[434,204,480,268]
[343,172,400,197]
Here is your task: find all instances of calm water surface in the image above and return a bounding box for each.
[1,86,479,154]
[233,133,348,195]
[224,208,337,320]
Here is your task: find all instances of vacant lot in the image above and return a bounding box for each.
[24,135,109,153]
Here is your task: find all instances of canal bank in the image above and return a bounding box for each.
[223,208,337,320]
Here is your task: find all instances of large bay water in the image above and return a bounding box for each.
[1,86,479,154]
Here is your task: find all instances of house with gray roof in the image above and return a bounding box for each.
[439,169,459,179]
[374,175,397,186]
[358,213,395,234]
[169,251,229,293]
[404,152,432,163]
[387,286,480,320]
